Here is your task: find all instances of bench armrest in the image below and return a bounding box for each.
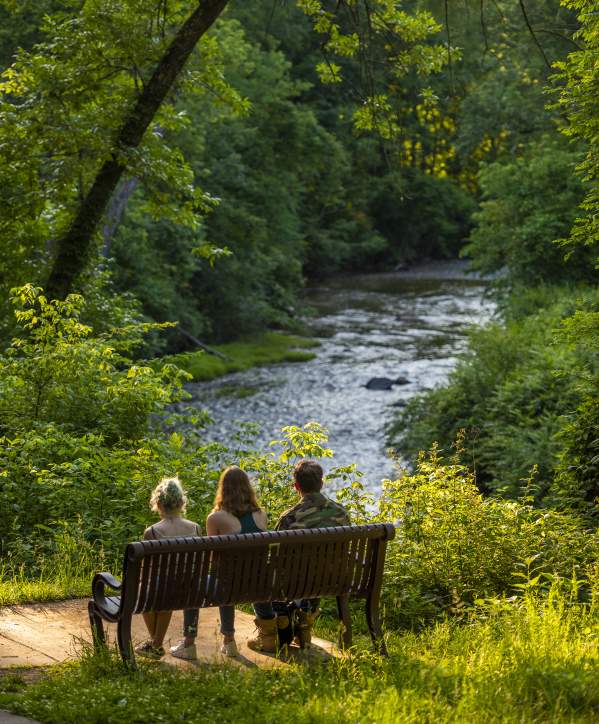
[94,572,122,591]
[91,572,123,622]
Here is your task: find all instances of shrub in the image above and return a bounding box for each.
[0,285,189,441]
[377,448,598,626]
[464,136,593,286]
[0,285,213,569]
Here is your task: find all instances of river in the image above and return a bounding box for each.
[187,261,495,495]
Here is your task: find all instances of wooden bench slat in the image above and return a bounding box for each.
[361,541,378,594]
[320,540,338,596]
[291,537,312,600]
[189,549,210,607]
[351,537,366,592]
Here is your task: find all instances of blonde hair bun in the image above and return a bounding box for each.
[150,476,187,514]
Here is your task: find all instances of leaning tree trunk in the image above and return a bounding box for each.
[101,177,139,259]
[45,0,230,301]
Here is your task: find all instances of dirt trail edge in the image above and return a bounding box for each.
[0,599,338,671]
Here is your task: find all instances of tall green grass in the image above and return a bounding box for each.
[0,526,98,606]
[2,588,598,723]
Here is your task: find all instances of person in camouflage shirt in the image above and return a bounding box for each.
[247,459,351,652]
[275,460,350,531]
[275,460,351,648]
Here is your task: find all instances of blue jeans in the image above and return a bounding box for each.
[272,599,320,615]
[183,601,275,637]
[298,598,320,612]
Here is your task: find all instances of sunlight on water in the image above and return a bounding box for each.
[189,264,495,494]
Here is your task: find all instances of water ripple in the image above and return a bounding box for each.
[188,267,495,494]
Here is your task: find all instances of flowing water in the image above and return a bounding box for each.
[187,262,495,495]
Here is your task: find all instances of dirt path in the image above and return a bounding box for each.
[0,712,41,724]
[0,599,336,671]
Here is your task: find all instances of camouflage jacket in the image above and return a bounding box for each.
[275,492,350,531]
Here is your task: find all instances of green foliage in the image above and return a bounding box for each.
[537,0,599,518]
[554,392,599,514]
[377,447,597,624]
[0,285,210,570]
[464,136,592,285]
[393,287,599,499]
[0,1,244,308]
[158,332,317,382]
[550,306,599,512]
[297,0,447,107]
[552,0,599,257]
[3,586,599,722]
[370,169,475,262]
[0,285,188,439]
[0,1,76,68]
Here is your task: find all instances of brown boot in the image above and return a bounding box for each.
[247,617,278,653]
[294,609,320,649]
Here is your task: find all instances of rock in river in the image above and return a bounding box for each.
[365,377,395,390]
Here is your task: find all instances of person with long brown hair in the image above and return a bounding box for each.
[170,465,276,659]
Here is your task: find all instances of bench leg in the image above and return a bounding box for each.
[336,595,352,651]
[88,601,105,649]
[365,595,387,657]
[117,616,136,669]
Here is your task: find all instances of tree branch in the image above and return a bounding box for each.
[518,0,552,69]
[535,28,582,51]
[178,328,232,361]
[444,0,454,95]
[480,0,489,54]
[45,0,229,300]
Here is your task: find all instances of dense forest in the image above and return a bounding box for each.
[1,1,599,722]
[1,0,593,344]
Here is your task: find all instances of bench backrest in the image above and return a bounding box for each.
[117,524,395,615]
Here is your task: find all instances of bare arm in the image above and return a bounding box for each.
[206,512,220,536]
[255,510,268,531]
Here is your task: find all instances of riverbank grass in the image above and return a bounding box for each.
[2,591,598,723]
[158,331,318,382]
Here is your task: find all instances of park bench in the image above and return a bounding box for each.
[89,523,396,667]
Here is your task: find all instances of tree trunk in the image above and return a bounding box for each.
[101,177,139,259]
[45,0,230,300]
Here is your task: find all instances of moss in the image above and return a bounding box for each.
[216,384,259,399]
[156,332,318,382]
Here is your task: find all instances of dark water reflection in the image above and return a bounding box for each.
[188,263,495,495]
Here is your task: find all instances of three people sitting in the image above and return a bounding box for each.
[136,459,350,660]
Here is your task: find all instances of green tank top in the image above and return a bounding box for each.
[238,511,264,534]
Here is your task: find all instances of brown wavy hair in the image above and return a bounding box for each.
[212,466,261,518]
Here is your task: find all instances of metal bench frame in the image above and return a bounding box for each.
[89,523,395,667]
